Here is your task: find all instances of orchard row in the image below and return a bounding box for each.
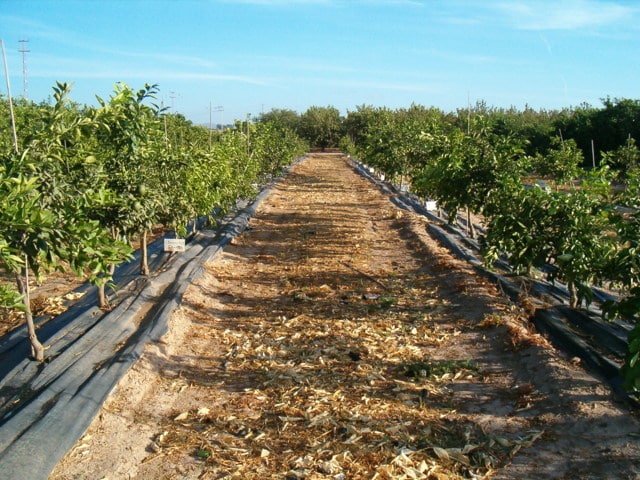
[0,82,307,361]
[338,104,640,393]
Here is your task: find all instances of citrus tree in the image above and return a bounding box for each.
[533,137,583,189]
[601,166,640,392]
[93,83,164,280]
[413,116,526,237]
[0,83,132,360]
[299,106,344,151]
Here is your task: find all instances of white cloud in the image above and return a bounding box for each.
[28,53,267,86]
[217,0,331,5]
[359,0,425,6]
[217,0,424,5]
[104,50,217,69]
[538,34,553,55]
[246,54,360,74]
[410,47,497,66]
[0,14,72,43]
[296,76,444,93]
[495,0,636,31]
[34,68,268,85]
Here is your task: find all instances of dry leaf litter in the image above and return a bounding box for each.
[50,154,640,480]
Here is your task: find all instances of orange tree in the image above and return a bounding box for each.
[603,166,640,392]
[93,83,164,282]
[299,106,343,151]
[484,169,614,308]
[0,83,131,360]
[412,116,526,238]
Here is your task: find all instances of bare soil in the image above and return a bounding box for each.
[50,154,640,479]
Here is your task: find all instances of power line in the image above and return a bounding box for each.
[18,39,29,99]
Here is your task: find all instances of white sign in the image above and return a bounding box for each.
[164,238,186,252]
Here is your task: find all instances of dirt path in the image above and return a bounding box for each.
[50,154,640,479]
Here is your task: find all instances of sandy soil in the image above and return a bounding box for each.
[50,154,640,479]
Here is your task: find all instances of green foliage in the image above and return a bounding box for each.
[602,196,640,397]
[546,188,613,307]
[603,168,640,297]
[413,116,527,225]
[534,137,583,187]
[489,105,556,157]
[258,108,301,133]
[94,82,164,239]
[553,98,640,166]
[485,164,614,309]
[251,121,307,179]
[2,83,133,281]
[345,101,640,393]
[299,106,344,150]
[603,294,640,392]
[348,105,446,185]
[623,323,640,392]
[483,180,554,276]
[0,84,135,359]
[601,136,640,180]
[0,81,305,360]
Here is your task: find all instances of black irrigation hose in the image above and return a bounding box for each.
[350,159,639,408]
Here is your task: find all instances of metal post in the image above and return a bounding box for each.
[1,39,19,153]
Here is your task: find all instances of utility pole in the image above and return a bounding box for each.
[213,105,223,129]
[467,91,471,134]
[208,103,224,149]
[246,113,251,155]
[18,39,29,99]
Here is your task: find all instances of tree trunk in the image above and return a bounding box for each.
[98,282,107,309]
[467,207,475,239]
[140,230,149,276]
[99,227,122,307]
[16,265,45,362]
[447,208,457,226]
[97,263,116,309]
[568,281,578,309]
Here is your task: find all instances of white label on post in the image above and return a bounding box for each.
[164,238,186,252]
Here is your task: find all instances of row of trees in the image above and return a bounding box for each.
[259,106,343,151]
[3,84,640,378]
[0,82,307,361]
[263,98,640,173]
[341,104,640,393]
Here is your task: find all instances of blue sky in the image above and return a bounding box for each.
[1,0,639,125]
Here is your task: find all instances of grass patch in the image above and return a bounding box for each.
[403,358,477,380]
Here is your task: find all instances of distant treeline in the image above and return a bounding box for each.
[259,98,640,169]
